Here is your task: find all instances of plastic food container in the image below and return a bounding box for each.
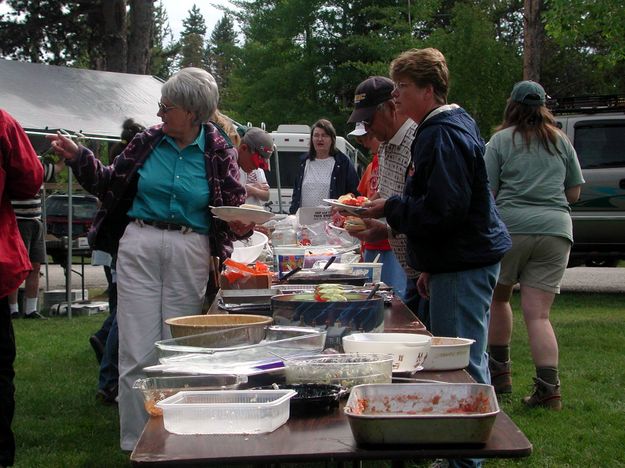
[133,374,247,417]
[231,231,268,264]
[344,383,499,445]
[422,337,475,371]
[342,333,432,373]
[284,353,393,390]
[164,314,273,347]
[156,389,297,435]
[155,326,327,367]
[349,263,382,283]
[256,383,346,415]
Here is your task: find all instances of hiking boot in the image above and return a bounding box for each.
[489,357,512,394]
[522,377,562,410]
[96,385,118,405]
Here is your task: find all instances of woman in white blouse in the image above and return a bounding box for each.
[289,119,359,214]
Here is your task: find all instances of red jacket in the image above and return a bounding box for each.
[0,109,44,298]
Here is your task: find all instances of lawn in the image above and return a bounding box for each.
[9,292,625,467]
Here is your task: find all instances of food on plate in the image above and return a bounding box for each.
[337,193,369,207]
[344,216,366,232]
[240,203,266,211]
[331,211,346,228]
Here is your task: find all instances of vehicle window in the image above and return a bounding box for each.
[574,122,625,169]
[265,151,304,189]
[45,196,98,219]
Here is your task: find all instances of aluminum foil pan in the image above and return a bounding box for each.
[344,383,499,445]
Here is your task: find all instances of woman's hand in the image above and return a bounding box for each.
[416,272,430,299]
[359,198,386,219]
[348,218,390,243]
[228,220,255,236]
[46,132,79,161]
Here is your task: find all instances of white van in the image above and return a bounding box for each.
[264,124,366,213]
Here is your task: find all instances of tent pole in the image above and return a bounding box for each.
[42,182,50,291]
[66,171,73,319]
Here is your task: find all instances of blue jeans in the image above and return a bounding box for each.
[98,315,119,391]
[98,278,118,392]
[428,263,500,385]
[363,249,407,298]
[403,276,430,330]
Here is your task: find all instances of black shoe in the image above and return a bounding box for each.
[89,335,105,364]
[96,385,118,405]
[10,311,21,319]
[24,311,47,320]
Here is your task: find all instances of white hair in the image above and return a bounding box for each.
[161,67,219,125]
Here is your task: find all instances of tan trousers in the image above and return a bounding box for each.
[116,222,211,451]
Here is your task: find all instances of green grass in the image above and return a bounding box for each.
[10,292,625,467]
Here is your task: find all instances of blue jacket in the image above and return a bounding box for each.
[384,106,511,274]
[289,150,359,214]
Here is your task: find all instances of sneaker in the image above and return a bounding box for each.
[89,335,105,364]
[96,385,118,405]
[522,377,562,410]
[23,311,47,320]
[489,357,512,394]
[10,311,21,319]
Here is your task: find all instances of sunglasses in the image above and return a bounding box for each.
[158,101,177,114]
[252,152,269,170]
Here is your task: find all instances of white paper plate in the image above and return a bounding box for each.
[323,198,367,215]
[210,206,275,224]
[327,222,347,233]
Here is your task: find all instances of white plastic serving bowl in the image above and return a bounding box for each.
[342,333,432,373]
[231,231,268,264]
[421,337,475,371]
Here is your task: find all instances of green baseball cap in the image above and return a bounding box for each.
[510,80,546,107]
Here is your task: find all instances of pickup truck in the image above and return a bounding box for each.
[551,95,625,267]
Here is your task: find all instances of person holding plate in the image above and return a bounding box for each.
[48,67,250,452]
[289,119,359,214]
[237,127,274,207]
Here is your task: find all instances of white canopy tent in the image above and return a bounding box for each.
[0,59,165,316]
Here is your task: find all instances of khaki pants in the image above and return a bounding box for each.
[116,222,211,451]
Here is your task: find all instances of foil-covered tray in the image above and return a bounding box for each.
[344,383,499,445]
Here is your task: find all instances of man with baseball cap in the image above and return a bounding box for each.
[237,127,274,206]
[345,76,428,323]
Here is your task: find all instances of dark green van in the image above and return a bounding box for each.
[552,95,625,267]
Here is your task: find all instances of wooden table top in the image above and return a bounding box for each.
[131,295,532,466]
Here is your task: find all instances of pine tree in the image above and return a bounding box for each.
[178,4,208,69]
[207,14,239,91]
[150,1,179,79]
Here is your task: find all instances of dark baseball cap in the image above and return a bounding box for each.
[510,80,546,107]
[348,76,394,123]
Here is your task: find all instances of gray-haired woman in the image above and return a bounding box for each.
[48,67,250,451]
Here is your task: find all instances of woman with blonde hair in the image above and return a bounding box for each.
[485,81,584,410]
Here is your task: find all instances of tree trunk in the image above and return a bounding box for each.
[127,0,155,74]
[523,0,544,81]
[102,0,128,72]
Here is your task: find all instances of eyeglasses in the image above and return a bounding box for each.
[158,101,177,113]
[393,81,410,92]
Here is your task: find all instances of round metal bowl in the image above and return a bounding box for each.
[271,293,384,332]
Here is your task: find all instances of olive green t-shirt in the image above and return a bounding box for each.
[484,127,584,242]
